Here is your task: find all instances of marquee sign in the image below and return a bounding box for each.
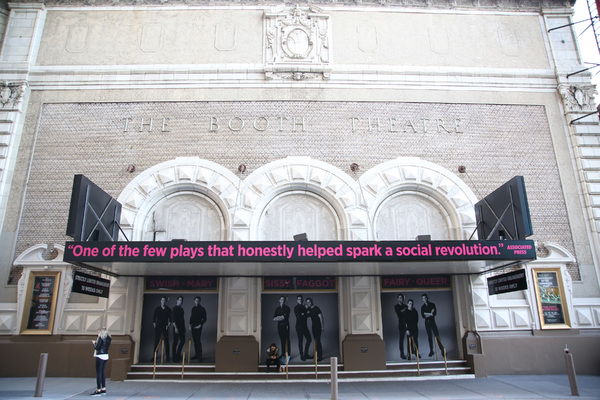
[381,274,451,290]
[263,276,337,291]
[64,240,535,263]
[145,276,218,291]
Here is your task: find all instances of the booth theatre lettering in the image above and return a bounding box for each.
[208,116,464,133]
[123,117,171,133]
[349,118,463,133]
[120,116,464,134]
[209,116,307,132]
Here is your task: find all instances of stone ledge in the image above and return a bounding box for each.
[8,0,571,11]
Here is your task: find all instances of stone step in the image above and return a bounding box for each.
[126,360,472,381]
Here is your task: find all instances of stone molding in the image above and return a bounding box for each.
[8,0,572,11]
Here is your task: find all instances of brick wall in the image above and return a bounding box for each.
[14,100,574,276]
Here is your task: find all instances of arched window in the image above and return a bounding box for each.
[257,192,340,241]
[374,192,452,240]
[142,193,225,241]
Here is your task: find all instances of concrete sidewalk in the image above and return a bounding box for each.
[0,375,599,400]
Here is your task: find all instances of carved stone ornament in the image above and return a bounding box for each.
[264,5,331,80]
[558,84,597,112]
[0,81,28,110]
[265,71,321,81]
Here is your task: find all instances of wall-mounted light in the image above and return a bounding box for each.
[294,233,308,241]
[350,163,359,173]
[127,164,136,173]
[238,164,247,173]
[458,165,466,173]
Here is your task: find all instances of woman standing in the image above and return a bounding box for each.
[91,327,111,396]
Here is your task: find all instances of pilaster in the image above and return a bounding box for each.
[0,2,45,234]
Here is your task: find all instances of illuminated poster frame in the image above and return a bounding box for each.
[20,271,61,335]
[532,268,571,330]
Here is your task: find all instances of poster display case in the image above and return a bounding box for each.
[532,268,571,330]
[20,271,61,335]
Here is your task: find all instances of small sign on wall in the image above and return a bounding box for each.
[487,269,527,295]
[72,271,110,298]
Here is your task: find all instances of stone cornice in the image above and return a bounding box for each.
[8,0,574,11]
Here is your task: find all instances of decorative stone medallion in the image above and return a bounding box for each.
[264,4,331,80]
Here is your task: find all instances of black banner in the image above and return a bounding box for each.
[145,276,218,291]
[487,269,527,295]
[64,240,536,263]
[71,271,110,298]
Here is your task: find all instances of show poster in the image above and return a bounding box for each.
[533,268,570,329]
[139,292,218,363]
[26,275,57,330]
[261,292,339,364]
[381,290,457,362]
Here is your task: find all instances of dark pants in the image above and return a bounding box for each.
[296,324,311,358]
[407,327,419,358]
[398,323,406,357]
[95,357,108,390]
[172,327,186,361]
[266,357,281,372]
[425,319,443,352]
[277,323,290,356]
[191,326,203,361]
[312,324,322,360]
[154,326,170,360]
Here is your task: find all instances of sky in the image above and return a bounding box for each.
[573,0,600,97]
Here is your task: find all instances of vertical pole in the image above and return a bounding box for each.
[330,357,338,400]
[564,345,580,396]
[314,342,318,379]
[34,353,48,397]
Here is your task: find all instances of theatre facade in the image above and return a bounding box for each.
[0,0,600,378]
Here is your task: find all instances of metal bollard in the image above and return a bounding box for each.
[330,356,338,400]
[564,345,580,396]
[34,353,49,398]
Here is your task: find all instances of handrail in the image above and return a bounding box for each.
[285,340,289,379]
[408,336,420,376]
[314,342,318,379]
[181,339,192,380]
[434,335,448,375]
[153,339,164,380]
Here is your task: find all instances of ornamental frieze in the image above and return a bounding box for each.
[264,4,331,80]
[558,84,597,112]
[13,0,573,10]
[0,81,28,110]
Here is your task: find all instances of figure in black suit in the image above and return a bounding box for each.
[306,297,324,361]
[153,296,172,361]
[273,295,291,357]
[294,295,311,360]
[171,296,186,362]
[421,293,445,357]
[405,299,420,360]
[189,296,207,362]
[394,293,408,359]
